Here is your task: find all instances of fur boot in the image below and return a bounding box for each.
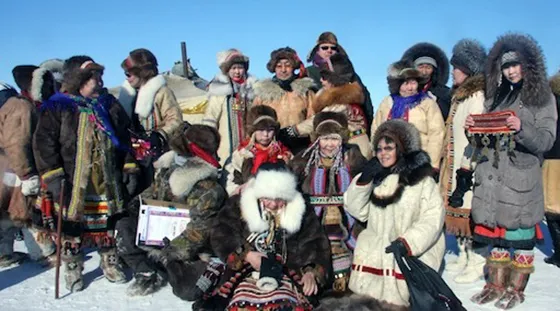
[494,267,531,309]
[454,248,485,283]
[62,252,84,292]
[99,247,126,284]
[446,238,468,272]
[471,249,511,305]
[127,271,164,296]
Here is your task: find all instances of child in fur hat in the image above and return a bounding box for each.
[225,105,292,195]
[291,111,367,293]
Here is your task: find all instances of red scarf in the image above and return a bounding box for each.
[232,77,245,84]
[188,142,220,168]
[238,139,291,174]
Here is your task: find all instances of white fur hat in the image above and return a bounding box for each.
[216,49,249,74]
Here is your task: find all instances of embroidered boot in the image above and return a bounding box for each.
[495,251,533,310]
[99,247,126,283]
[446,238,468,273]
[63,251,84,292]
[454,247,485,284]
[471,248,510,304]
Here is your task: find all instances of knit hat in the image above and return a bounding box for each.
[121,48,159,80]
[266,47,302,73]
[245,105,280,137]
[62,56,104,95]
[386,60,428,95]
[450,39,487,76]
[169,123,221,158]
[217,49,249,74]
[306,31,348,63]
[402,42,450,86]
[311,111,349,143]
[12,65,56,102]
[319,53,356,86]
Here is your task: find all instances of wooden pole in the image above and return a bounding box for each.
[54,180,65,299]
[181,42,189,78]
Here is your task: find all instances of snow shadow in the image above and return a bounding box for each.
[0,260,50,292]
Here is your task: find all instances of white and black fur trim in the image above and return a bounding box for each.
[207,73,257,98]
[118,74,166,118]
[240,170,305,234]
[30,67,48,102]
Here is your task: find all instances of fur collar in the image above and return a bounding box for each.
[452,75,485,102]
[239,178,306,234]
[155,151,219,198]
[30,67,48,102]
[369,151,433,207]
[485,34,550,108]
[208,73,257,97]
[550,73,560,97]
[253,77,315,102]
[312,82,364,113]
[118,74,166,118]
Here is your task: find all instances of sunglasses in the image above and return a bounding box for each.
[320,45,338,51]
[375,146,396,153]
[124,72,131,78]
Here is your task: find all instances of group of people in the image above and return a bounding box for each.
[0,30,558,311]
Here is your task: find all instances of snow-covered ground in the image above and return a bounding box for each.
[2,223,559,311]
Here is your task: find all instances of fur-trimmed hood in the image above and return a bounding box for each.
[402,42,450,86]
[452,74,485,102]
[240,168,306,234]
[253,77,315,102]
[313,82,364,112]
[118,74,166,118]
[207,73,257,98]
[485,33,551,108]
[550,72,560,97]
[154,151,219,198]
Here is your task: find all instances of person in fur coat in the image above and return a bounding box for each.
[253,47,316,154]
[0,70,56,267]
[440,39,487,284]
[224,105,292,195]
[202,49,257,165]
[371,61,445,173]
[118,48,182,159]
[115,123,227,297]
[291,111,366,293]
[543,70,560,268]
[292,53,372,159]
[456,33,557,309]
[344,119,445,310]
[33,56,133,292]
[204,163,331,311]
[402,42,452,120]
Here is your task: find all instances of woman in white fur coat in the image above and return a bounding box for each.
[202,49,257,165]
[344,119,445,310]
[118,48,182,158]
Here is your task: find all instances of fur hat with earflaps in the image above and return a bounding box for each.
[320,53,356,86]
[450,39,487,76]
[306,31,348,63]
[266,47,303,73]
[121,48,159,81]
[62,56,105,95]
[217,49,249,74]
[245,105,280,137]
[169,123,220,159]
[12,65,56,102]
[311,111,349,143]
[402,42,450,86]
[386,60,428,95]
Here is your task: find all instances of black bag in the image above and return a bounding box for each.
[393,248,466,311]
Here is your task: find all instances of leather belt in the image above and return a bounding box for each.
[352,264,405,280]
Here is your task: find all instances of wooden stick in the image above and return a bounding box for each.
[54,180,65,299]
[181,42,189,78]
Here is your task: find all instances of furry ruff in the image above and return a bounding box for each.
[402,42,450,86]
[253,77,315,102]
[485,33,550,108]
[550,72,560,97]
[30,67,48,102]
[312,82,364,113]
[450,39,487,76]
[452,74,485,102]
[118,74,166,118]
[207,73,257,97]
[168,156,219,198]
[240,170,305,234]
[372,119,422,154]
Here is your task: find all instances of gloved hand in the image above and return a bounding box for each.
[278,126,298,141]
[149,131,167,160]
[384,239,408,255]
[448,169,474,208]
[432,168,440,183]
[357,157,385,185]
[21,175,40,196]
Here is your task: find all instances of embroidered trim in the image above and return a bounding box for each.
[42,167,64,182]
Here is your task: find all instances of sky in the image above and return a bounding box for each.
[1,0,559,108]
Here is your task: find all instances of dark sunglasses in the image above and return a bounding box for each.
[320,45,338,51]
[376,146,396,153]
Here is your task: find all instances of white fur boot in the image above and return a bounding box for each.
[454,248,485,284]
[446,238,468,272]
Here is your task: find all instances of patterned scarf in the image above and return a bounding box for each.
[389,92,429,121]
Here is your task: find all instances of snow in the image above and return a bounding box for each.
[2,223,560,311]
